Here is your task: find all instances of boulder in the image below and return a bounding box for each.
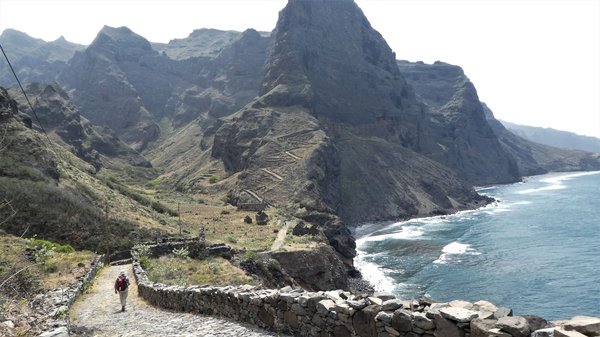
[563,316,600,336]
[471,318,498,337]
[374,292,396,301]
[531,328,557,337]
[487,328,512,336]
[431,312,465,337]
[524,315,549,332]
[283,310,299,329]
[391,309,413,332]
[440,307,480,322]
[353,305,380,337]
[375,311,393,324]
[496,316,531,337]
[255,210,269,225]
[347,299,368,311]
[449,300,474,310]
[316,299,336,315]
[494,307,513,319]
[473,300,498,313]
[382,299,403,311]
[413,312,436,331]
[367,297,383,306]
[333,325,352,337]
[292,221,319,236]
[555,328,588,337]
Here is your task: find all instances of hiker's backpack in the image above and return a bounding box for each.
[116,277,128,291]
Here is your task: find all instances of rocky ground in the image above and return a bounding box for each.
[70,264,288,337]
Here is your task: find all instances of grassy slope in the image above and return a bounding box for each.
[0,234,95,336]
[0,113,174,252]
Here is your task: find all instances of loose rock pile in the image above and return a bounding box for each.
[133,259,600,337]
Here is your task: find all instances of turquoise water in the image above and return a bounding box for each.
[355,171,600,320]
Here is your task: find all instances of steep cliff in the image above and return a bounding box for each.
[396,60,520,184]
[211,0,491,228]
[7,82,150,170]
[57,26,270,151]
[397,60,600,176]
[57,26,161,150]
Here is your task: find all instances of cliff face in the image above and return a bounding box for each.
[57,26,162,151]
[261,0,421,135]
[57,26,270,151]
[7,82,150,170]
[396,61,520,185]
[395,60,600,176]
[210,0,491,230]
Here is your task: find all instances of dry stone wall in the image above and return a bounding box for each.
[132,257,600,337]
[38,255,105,337]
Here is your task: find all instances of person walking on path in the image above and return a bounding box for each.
[114,270,130,312]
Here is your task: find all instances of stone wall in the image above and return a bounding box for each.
[138,238,233,260]
[131,257,600,337]
[38,255,105,337]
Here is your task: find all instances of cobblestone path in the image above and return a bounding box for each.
[70,264,285,337]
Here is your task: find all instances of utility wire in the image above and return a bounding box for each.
[0,42,55,149]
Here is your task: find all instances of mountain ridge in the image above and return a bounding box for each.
[2,0,600,292]
[501,120,600,153]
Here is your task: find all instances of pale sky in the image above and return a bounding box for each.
[1,0,599,138]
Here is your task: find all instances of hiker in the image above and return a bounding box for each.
[114,270,130,311]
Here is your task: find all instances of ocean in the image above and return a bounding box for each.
[355,171,600,320]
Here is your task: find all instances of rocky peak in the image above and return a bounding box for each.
[260,0,419,128]
[90,26,155,61]
[0,28,42,43]
[155,29,243,60]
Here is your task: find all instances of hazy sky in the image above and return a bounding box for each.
[1,0,599,138]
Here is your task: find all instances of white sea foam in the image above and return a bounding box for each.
[357,225,426,245]
[518,171,600,194]
[517,184,566,194]
[434,241,480,264]
[354,252,396,292]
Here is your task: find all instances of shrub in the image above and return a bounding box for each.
[224,235,237,244]
[27,238,75,253]
[244,251,257,261]
[132,244,151,258]
[208,262,221,274]
[173,247,189,259]
[208,175,220,184]
[139,256,150,270]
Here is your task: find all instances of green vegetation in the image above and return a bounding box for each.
[172,246,189,259]
[0,176,159,252]
[0,235,94,298]
[28,238,75,253]
[208,175,220,184]
[143,256,254,287]
[103,178,179,216]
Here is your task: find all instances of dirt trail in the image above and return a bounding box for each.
[271,221,292,251]
[70,264,282,337]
